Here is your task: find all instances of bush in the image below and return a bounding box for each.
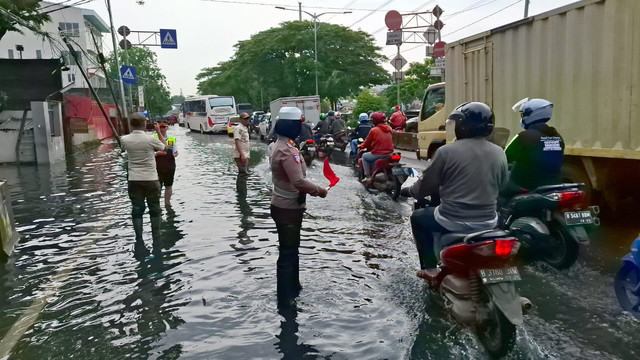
[353,89,387,118]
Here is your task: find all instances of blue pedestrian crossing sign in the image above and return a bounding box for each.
[160,29,177,49]
[120,65,137,85]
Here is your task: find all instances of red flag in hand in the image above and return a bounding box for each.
[323,157,340,188]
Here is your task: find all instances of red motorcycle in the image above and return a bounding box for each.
[357,151,407,199]
[413,200,531,358]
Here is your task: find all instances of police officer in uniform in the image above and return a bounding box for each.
[270,107,328,301]
[504,98,564,196]
[154,121,178,206]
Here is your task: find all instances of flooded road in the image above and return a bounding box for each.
[1,126,639,359]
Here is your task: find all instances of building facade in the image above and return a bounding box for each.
[0,1,111,90]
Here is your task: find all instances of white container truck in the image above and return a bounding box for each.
[440,0,640,208]
[269,96,321,127]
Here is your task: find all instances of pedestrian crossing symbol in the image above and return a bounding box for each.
[120,65,137,84]
[159,29,178,49]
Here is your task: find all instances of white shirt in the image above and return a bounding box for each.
[121,130,165,181]
[233,123,250,159]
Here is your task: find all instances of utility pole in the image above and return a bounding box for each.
[106,0,128,118]
[396,45,400,108]
[524,0,530,17]
[299,2,302,21]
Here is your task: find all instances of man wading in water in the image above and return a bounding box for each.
[121,113,167,256]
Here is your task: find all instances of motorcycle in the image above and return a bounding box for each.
[332,130,350,152]
[412,197,531,358]
[299,139,317,167]
[614,236,640,318]
[315,134,334,158]
[357,151,408,200]
[500,183,600,269]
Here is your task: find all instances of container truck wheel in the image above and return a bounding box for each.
[561,162,592,205]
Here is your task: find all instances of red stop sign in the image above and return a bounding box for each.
[433,41,446,58]
[385,10,402,31]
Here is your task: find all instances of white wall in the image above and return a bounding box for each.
[0,1,108,89]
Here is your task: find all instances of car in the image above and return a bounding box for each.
[227,115,241,137]
[258,113,271,140]
[404,117,419,133]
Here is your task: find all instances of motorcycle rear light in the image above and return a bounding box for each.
[549,191,585,208]
[390,154,402,162]
[495,238,519,257]
[208,117,214,127]
[306,139,315,144]
[229,122,237,126]
[471,239,520,257]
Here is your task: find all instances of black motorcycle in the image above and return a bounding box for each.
[332,130,350,152]
[315,135,334,158]
[500,183,599,269]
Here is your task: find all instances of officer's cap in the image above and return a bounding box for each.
[278,107,302,121]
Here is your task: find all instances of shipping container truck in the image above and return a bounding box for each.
[423,0,640,208]
[269,96,321,127]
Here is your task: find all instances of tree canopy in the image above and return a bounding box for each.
[196,21,390,109]
[352,89,387,118]
[382,58,440,108]
[106,47,171,116]
[0,0,49,41]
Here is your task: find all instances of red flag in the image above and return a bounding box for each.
[323,157,340,188]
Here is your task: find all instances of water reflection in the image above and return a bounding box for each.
[235,175,255,245]
[275,297,319,360]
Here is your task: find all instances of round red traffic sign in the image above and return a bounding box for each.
[385,10,403,31]
[433,41,446,58]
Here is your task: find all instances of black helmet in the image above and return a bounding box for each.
[448,102,495,139]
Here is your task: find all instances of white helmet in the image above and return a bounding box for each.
[512,98,553,129]
[278,107,302,120]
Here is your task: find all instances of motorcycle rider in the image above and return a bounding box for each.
[313,113,330,139]
[270,107,328,302]
[350,113,373,158]
[389,105,407,130]
[357,111,394,185]
[401,102,508,277]
[295,115,313,145]
[329,111,345,138]
[503,98,564,196]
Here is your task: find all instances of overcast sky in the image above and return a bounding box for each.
[70,0,577,96]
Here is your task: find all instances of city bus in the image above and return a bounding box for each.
[183,95,237,134]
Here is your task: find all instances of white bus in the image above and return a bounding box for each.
[183,95,237,134]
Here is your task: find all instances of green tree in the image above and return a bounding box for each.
[382,58,440,108]
[353,89,387,118]
[106,47,171,116]
[0,0,50,41]
[197,21,389,107]
[170,95,185,104]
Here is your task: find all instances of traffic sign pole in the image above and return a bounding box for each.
[396,45,401,108]
[106,0,127,118]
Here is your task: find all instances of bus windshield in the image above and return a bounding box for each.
[209,97,234,108]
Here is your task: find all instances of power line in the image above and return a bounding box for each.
[41,0,96,15]
[38,0,76,11]
[445,0,522,37]
[198,0,411,12]
[349,0,395,28]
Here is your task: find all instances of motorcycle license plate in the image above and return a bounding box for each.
[564,211,594,225]
[478,267,521,284]
[392,167,405,175]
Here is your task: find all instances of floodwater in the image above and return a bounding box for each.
[0,127,639,359]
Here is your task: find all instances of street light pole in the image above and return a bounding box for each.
[106,0,128,117]
[276,7,351,97]
[314,15,318,95]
